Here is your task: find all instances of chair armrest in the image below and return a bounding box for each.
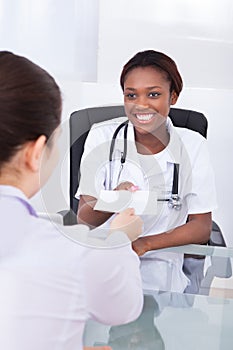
[207,221,232,278]
[208,221,226,247]
[57,209,78,226]
[37,212,64,225]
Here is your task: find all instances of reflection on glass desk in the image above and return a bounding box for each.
[83,245,233,350]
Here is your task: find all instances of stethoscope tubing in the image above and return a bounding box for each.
[108,121,182,210]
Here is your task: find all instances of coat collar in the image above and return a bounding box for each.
[116,117,182,166]
[0,185,38,217]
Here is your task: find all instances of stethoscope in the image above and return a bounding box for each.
[108,120,182,210]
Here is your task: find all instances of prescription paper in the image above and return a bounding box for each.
[94,190,157,215]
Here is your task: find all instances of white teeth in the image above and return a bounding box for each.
[136,114,153,121]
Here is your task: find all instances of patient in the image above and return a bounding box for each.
[0,51,143,350]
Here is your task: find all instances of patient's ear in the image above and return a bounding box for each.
[25,135,47,172]
[170,91,178,105]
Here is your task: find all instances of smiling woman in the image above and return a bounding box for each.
[123,66,175,153]
[77,49,217,294]
[121,51,182,154]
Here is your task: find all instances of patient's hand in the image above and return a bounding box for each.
[110,208,143,242]
[114,181,139,192]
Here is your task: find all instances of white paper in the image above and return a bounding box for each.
[94,190,157,215]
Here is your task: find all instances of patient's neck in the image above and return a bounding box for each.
[0,167,36,199]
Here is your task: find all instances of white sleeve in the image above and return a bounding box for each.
[82,243,143,325]
[75,125,110,199]
[186,139,217,214]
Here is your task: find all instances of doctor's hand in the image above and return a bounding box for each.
[114,181,139,192]
[110,208,143,242]
[132,236,151,256]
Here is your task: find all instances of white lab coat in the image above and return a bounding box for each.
[77,117,217,292]
[0,185,143,350]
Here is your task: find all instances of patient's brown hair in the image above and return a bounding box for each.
[0,51,62,169]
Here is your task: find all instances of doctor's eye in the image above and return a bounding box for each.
[125,93,137,100]
[148,92,161,98]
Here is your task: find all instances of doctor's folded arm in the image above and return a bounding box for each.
[0,51,144,350]
[77,50,217,293]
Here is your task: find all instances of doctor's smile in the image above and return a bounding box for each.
[135,113,155,122]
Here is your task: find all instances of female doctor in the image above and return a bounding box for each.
[0,51,144,350]
[77,50,217,293]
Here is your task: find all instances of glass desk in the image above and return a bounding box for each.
[83,244,233,349]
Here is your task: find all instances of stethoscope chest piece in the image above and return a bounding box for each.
[168,194,182,210]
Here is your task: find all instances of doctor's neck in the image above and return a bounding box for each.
[134,124,170,155]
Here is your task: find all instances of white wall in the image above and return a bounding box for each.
[1,0,233,244]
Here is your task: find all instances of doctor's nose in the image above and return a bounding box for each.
[134,96,150,110]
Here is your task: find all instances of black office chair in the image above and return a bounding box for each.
[59,105,232,294]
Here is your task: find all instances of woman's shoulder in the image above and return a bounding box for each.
[27,215,87,257]
[174,125,206,146]
[91,116,128,133]
[86,116,128,146]
[171,124,208,163]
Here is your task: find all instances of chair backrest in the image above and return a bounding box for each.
[69,106,207,214]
